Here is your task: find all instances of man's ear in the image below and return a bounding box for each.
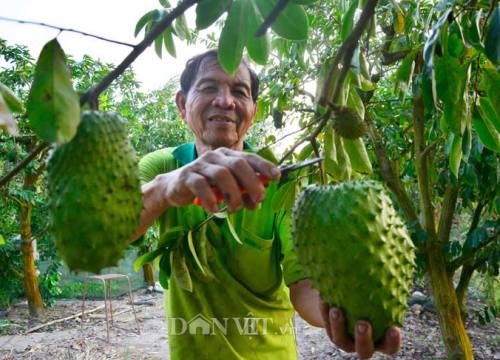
[175,91,187,120]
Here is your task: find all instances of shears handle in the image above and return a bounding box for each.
[193,174,270,206]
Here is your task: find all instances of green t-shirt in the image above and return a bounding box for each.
[139,143,305,360]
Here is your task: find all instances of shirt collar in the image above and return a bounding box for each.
[172,142,255,166]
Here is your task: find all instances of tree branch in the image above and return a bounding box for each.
[380,25,410,65]
[437,180,459,244]
[0,142,49,188]
[412,54,437,241]
[255,0,290,37]
[79,0,199,106]
[449,231,499,272]
[319,0,378,106]
[0,16,135,48]
[365,112,421,237]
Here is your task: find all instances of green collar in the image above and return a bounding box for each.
[172,142,255,166]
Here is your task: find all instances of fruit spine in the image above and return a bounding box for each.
[47,111,143,273]
[292,180,415,342]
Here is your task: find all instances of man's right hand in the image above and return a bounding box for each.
[153,147,281,213]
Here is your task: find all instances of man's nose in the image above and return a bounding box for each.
[212,88,235,109]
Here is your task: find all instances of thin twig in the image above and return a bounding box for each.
[258,117,322,152]
[0,16,135,48]
[278,111,331,164]
[0,142,49,188]
[319,0,378,106]
[80,0,200,106]
[194,206,228,232]
[255,0,291,37]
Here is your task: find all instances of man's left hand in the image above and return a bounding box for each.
[319,300,401,359]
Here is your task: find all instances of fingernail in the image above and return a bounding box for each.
[390,328,399,339]
[357,323,367,335]
[330,309,340,320]
[270,167,280,177]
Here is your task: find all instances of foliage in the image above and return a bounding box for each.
[0,38,190,309]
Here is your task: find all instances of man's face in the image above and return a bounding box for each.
[176,56,256,150]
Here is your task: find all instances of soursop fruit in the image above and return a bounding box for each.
[292,180,415,342]
[47,111,143,273]
[332,107,368,139]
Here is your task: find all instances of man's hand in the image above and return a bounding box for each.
[290,279,401,359]
[319,300,401,359]
[154,147,280,213]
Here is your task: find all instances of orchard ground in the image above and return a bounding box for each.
[0,287,498,360]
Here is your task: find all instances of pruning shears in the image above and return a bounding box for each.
[193,157,323,206]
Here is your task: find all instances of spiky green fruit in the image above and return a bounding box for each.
[333,107,368,139]
[292,180,415,342]
[47,111,143,273]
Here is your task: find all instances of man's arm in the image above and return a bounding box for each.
[289,279,401,359]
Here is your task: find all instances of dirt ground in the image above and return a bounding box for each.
[0,289,498,360]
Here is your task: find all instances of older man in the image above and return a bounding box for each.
[132,49,401,359]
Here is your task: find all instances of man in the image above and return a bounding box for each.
[131,49,401,359]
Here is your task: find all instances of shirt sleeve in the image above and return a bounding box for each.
[276,211,306,286]
[138,148,176,184]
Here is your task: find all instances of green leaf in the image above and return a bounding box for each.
[218,0,249,74]
[187,230,207,275]
[171,242,193,292]
[341,0,359,41]
[478,97,500,133]
[435,55,467,135]
[255,0,308,41]
[158,252,172,289]
[254,98,269,122]
[196,0,232,30]
[26,38,80,144]
[0,234,4,245]
[482,67,500,119]
[0,82,24,113]
[159,0,170,8]
[484,4,500,65]
[174,14,190,41]
[193,227,215,280]
[297,142,314,161]
[226,215,243,245]
[0,94,18,136]
[395,49,418,101]
[325,131,352,181]
[343,138,372,174]
[155,34,163,58]
[163,28,177,57]
[256,145,278,163]
[472,108,499,152]
[158,225,185,247]
[133,247,164,272]
[422,9,452,111]
[271,181,296,212]
[246,1,270,65]
[134,9,160,36]
[448,133,462,178]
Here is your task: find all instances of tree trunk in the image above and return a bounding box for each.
[20,204,44,318]
[143,263,155,287]
[455,263,474,318]
[426,247,474,359]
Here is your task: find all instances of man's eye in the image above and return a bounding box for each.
[201,86,217,92]
[233,89,247,97]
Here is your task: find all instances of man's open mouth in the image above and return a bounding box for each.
[208,115,236,124]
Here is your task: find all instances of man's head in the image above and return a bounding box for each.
[176,50,260,152]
